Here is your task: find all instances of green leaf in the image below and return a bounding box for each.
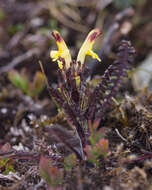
[8,70,29,93]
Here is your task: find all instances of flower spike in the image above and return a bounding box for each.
[50,30,72,69]
[76,28,102,66]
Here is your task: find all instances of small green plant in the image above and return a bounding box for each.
[8,23,24,35]
[85,138,109,165]
[39,155,63,188]
[8,69,46,98]
[64,153,77,171]
[0,157,15,174]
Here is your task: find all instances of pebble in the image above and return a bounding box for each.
[1,108,7,114]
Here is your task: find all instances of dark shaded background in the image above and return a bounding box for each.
[0,0,151,84]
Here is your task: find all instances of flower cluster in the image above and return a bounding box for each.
[50,29,101,70]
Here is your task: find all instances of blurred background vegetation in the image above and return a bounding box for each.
[0,0,151,93]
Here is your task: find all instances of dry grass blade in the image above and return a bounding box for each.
[45,125,85,160]
[48,0,88,33]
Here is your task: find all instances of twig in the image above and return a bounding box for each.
[115,128,128,142]
[101,7,135,55]
[48,0,88,33]
[0,48,40,74]
[0,149,40,161]
[39,61,50,89]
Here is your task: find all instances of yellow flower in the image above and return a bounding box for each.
[76,28,102,66]
[50,30,72,69]
[50,28,102,70]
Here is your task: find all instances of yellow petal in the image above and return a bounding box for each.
[57,60,63,70]
[76,28,102,66]
[50,30,72,69]
[75,75,80,86]
[87,49,101,62]
[50,50,59,61]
